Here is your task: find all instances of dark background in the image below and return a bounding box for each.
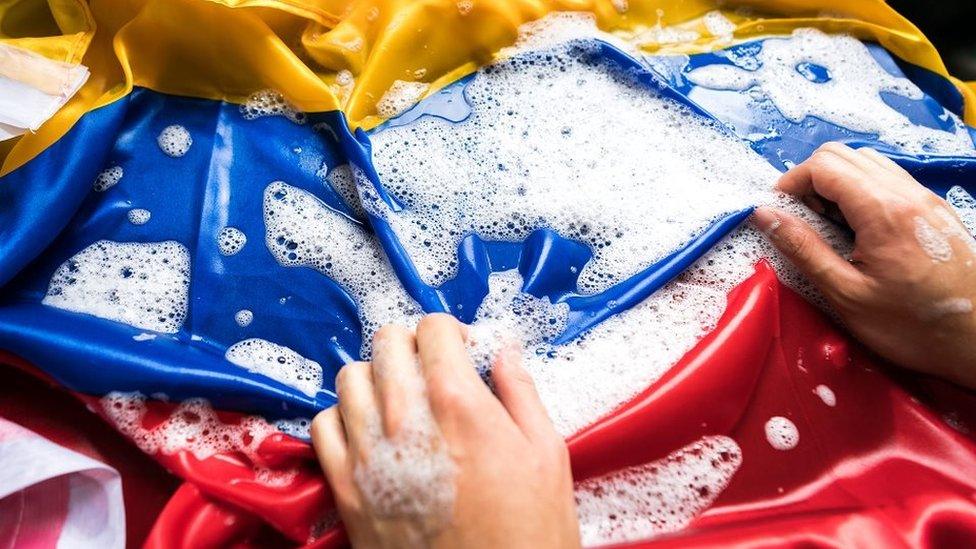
[889,0,976,80]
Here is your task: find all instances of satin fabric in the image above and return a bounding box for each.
[3,1,976,547]
[8,262,976,547]
[2,0,974,176]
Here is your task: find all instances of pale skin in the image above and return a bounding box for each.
[312,141,976,547]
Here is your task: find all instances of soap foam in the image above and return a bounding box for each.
[93,166,123,192]
[368,40,780,293]
[235,309,254,327]
[225,338,324,397]
[352,358,456,538]
[814,384,836,407]
[128,208,151,225]
[376,80,430,118]
[575,435,742,545]
[273,417,312,439]
[947,186,976,237]
[320,163,365,218]
[685,28,976,157]
[218,227,247,256]
[240,89,306,124]
[101,392,276,462]
[43,240,190,334]
[764,416,799,450]
[263,181,422,356]
[702,10,735,41]
[468,270,727,436]
[914,216,953,262]
[157,125,193,157]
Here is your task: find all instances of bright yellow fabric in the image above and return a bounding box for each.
[1,0,972,175]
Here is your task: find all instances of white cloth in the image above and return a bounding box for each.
[0,43,88,141]
[0,418,125,548]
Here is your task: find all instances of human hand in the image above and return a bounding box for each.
[752,142,976,387]
[310,314,580,549]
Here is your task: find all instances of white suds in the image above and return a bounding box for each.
[263,182,421,357]
[468,270,728,436]
[127,208,151,225]
[240,89,306,124]
[368,40,779,292]
[376,80,430,118]
[946,186,976,238]
[93,166,123,192]
[235,309,253,327]
[764,416,799,450]
[321,163,365,218]
[814,384,836,407]
[217,227,247,256]
[101,392,277,462]
[575,436,742,545]
[133,333,156,341]
[353,360,456,537]
[157,125,192,158]
[273,417,312,439]
[914,216,953,262]
[457,0,473,15]
[921,297,974,321]
[43,241,190,333]
[702,10,735,41]
[225,338,324,397]
[685,29,976,156]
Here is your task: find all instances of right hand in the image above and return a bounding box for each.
[751,142,976,388]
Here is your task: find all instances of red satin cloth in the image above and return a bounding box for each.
[3,260,976,548]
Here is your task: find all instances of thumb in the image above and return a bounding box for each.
[751,206,863,300]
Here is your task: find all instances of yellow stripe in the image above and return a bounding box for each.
[1,0,971,175]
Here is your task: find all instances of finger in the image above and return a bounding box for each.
[335,361,381,460]
[818,142,888,177]
[371,325,423,437]
[491,343,560,444]
[310,407,359,508]
[776,148,882,232]
[752,206,865,300]
[416,314,483,387]
[856,146,907,176]
[416,313,495,421]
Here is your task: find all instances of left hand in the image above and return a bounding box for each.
[311,314,580,549]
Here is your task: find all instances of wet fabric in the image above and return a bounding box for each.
[3,1,976,547]
[0,417,125,548]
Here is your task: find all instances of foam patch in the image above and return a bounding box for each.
[764,416,799,450]
[240,89,306,124]
[263,181,421,356]
[235,309,253,327]
[217,227,247,256]
[225,338,325,397]
[157,124,192,157]
[127,208,151,225]
[43,240,190,334]
[377,80,429,118]
[368,40,780,293]
[92,166,123,192]
[685,28,976,157]
[575,435,742,545]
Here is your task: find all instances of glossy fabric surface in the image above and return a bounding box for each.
[4,1,976,547]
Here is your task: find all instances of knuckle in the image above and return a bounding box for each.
[417,313,455,335]
[429,380,471,413]
[373,323,409,342]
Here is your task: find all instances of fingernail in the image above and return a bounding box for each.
[751,207,782,236]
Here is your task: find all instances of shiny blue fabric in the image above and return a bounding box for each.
[1,37,974,420]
